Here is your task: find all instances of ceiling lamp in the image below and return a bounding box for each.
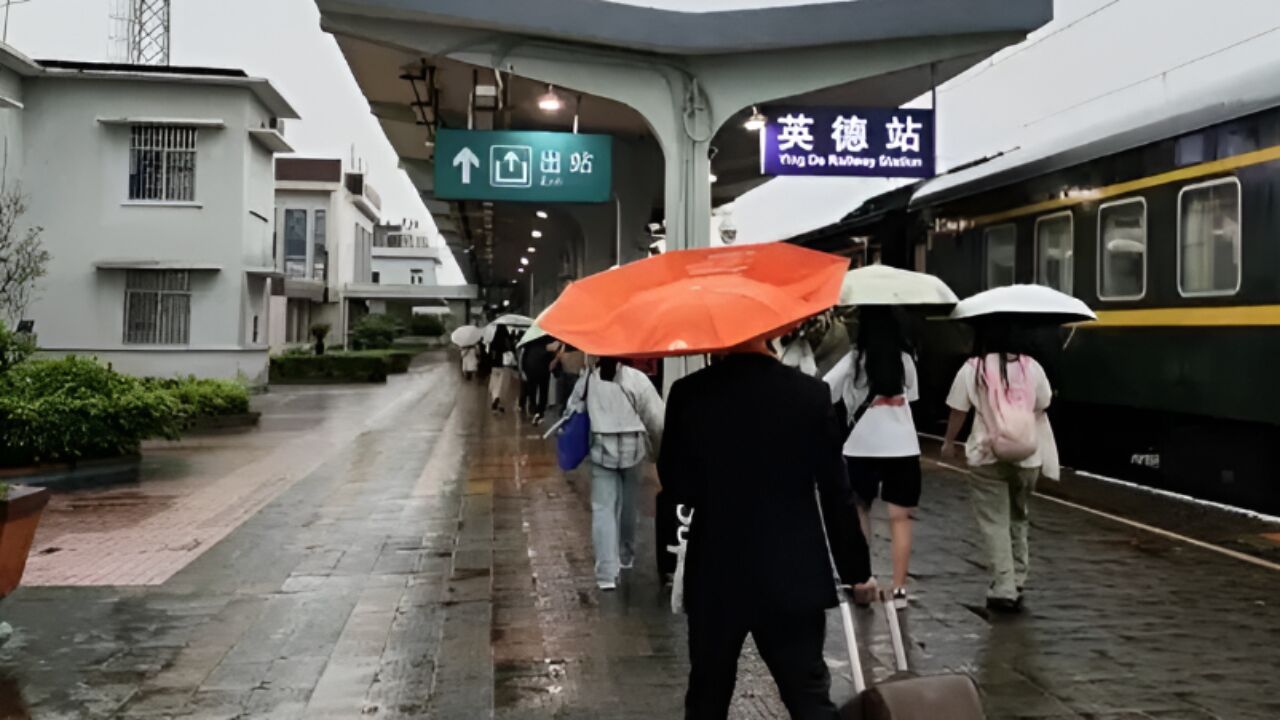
[531,230,543,239]
[503,300,510,307]
[527,246,537,253]
[518,267,525,273]
[709,173,718,183]
[744,106,767,131]
[538,85,563,112]
[536,210,548,219]
[520,257,530,266]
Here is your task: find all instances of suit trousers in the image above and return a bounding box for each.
[685,607,838,720]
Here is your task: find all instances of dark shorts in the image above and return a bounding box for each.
[846,455,922,508]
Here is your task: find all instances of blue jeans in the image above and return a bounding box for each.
[590,462,644,583]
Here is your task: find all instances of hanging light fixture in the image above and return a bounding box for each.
[538,85,563,112]
[527,246,537,253]
[744,106,767,131]
[536,210,548,219]
[531,230,543,239]
[520,257,530,266]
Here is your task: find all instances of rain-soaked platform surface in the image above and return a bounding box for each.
[1,352,1279,719]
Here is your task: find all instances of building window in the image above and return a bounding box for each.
[128,126,197,202]
[1098,198,1147,301]
[371,271,380,285]
[124,270,191,345]
[313,209,327,280]
[983,224,1016,289]
[1178,177,1241,296]
[410,269,424,286]
[284,209,308,278]
[1034,211,1073,294]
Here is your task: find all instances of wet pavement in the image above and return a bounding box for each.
[2,352,1279,718]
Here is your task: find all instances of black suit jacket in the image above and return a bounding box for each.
[658,353,868,617]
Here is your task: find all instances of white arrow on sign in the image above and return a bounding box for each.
[503,151,521,172]
[452,147,480,184]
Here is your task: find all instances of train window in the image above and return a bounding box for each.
[1034,211,1073,294]
[1098,198,1147,301]
[1178,177,1241,297]
[983,224,1016,289]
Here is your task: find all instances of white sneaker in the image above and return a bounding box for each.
[620,559,635,570]
[597,580,617,591]
[892,587,909,610]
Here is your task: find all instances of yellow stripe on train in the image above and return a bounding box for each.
[1085,305,1280,327]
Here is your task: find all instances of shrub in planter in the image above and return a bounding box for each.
[310,322,331,355]
[0,356,183,466]
[0,482,50,600]
[269,354,388,383]
[408,314,446,338]
[349,314,404,350]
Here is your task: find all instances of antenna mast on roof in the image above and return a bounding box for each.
[108,0,170,65]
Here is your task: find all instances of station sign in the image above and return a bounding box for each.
[760,107,935,179]
[434,128,612,203]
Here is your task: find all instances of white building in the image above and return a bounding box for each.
[272,157,379,350]
[0,43,297,383]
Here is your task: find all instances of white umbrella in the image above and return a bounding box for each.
[450,325,484,347]
[483,314,534,344]
[839,264,959,307]
[950,284,1097,324]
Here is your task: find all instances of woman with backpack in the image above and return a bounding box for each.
[823,306,920,609]
[565,358,665,591]
[941,320,1056,613]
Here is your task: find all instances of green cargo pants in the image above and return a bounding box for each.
[968,462,1040,601]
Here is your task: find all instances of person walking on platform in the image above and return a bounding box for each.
[520,336,556,424]
[459,343,479,381]
[487,326,516,414]
[824,306,921,610]
[550,342,585,412]
[941,321,1057,613]
[566,357,665,591]
[660,338,870,720]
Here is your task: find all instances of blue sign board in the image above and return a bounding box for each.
[760,107,935,179]
[434,128,612,203]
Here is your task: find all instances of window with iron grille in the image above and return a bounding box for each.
[124,270,191,344]
[129,126,198,202]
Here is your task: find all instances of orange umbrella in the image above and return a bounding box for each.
[539,243,846,358]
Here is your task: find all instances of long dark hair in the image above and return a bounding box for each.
[855,306,912,397]
[971,319,1031,389]
[597,357,621,382]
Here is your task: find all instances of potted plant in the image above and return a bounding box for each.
[310,323,331,356]
[0,482,50,600]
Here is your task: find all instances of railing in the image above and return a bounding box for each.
[374,234,433,249]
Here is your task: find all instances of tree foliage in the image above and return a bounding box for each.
[0,186,49,327]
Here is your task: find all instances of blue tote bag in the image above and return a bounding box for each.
[557,375,591,471]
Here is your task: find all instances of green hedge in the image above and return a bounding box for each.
[269,354,389,384]
[143,376,251,420]
[0,356,183,466]
[408,315,446,338]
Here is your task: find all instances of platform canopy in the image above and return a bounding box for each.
[317,0,1051,299]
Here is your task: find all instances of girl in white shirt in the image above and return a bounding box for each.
[823,306,921,609]
[941,321,1056,613]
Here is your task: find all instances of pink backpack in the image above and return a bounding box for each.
[972,354,1038,463]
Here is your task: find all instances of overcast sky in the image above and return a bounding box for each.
[9,0,1280,254]
[4,0,468,283]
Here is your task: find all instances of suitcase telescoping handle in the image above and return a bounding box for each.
[813,487,868,695]
[880,590,909,673]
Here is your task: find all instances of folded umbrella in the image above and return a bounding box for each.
[839,264,958,307]
[450,325,485,348]
[950,284,1097,325]
[539,243,847,358]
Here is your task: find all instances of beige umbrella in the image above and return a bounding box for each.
[839,264,959,307]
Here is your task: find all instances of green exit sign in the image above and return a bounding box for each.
[434,129,613,203]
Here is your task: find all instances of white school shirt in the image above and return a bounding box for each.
[823,348,921,458]
[945,354,1059,477]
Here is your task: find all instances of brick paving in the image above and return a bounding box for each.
[1,353,1279,719]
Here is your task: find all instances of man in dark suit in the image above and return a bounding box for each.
[659,339,871,720]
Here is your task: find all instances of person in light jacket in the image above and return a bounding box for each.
[567,358,665,590]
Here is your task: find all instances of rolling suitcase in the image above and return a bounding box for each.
[835,589,986,720]
[814,487,985,720]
